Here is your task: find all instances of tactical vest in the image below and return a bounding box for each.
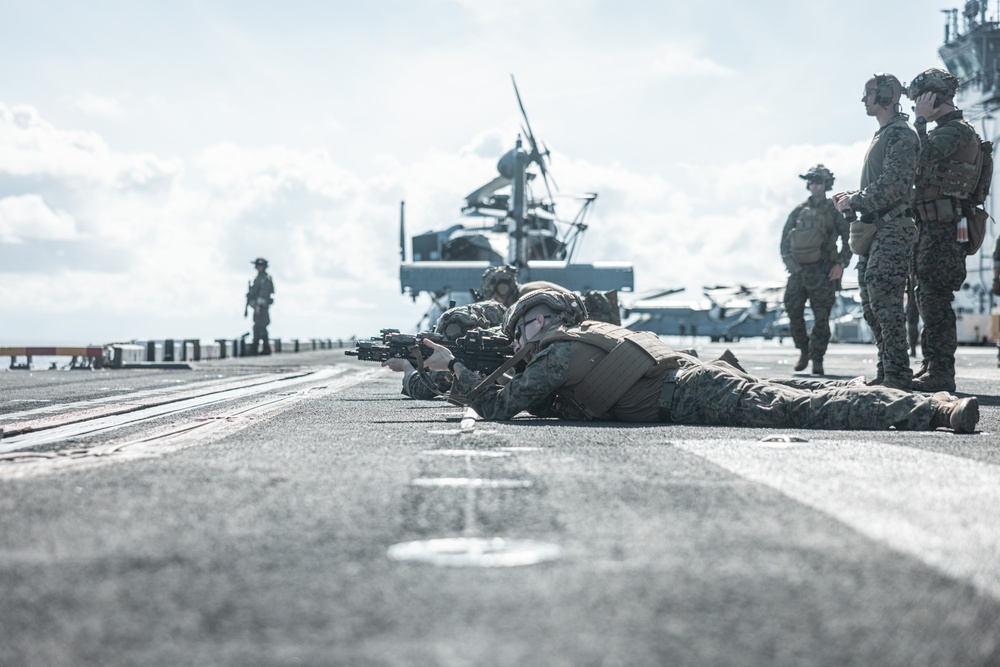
[534,321,681,419]
[789,201,836,264]
[914,117,981,222]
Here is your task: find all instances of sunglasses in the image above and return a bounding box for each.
[513,315,550,341]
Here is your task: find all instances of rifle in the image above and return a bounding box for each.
[346,328,514,374]
[244,280,251,318]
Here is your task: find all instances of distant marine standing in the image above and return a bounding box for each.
[780,164,851,376]
[246,257,275,355]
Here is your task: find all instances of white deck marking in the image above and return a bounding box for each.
[673,438,1000,599]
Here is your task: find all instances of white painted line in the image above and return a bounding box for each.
[673,439,1000,600]
[0,368,349,452]
[0,368,380,478]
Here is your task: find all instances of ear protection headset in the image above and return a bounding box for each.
[872,73,899,107]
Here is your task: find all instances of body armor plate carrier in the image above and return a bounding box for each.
[535,321,681,419]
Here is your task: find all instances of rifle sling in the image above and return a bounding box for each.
[448,344,534,407]
[408,345,450,399]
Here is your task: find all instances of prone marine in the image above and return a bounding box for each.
[419,288,979,433]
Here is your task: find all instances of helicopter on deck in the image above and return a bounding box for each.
[624,285,785,342]
[399,76,634,328]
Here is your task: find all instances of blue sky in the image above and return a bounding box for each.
[0,0,981,343]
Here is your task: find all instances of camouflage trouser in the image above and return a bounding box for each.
[783,262,837,361]
[857,218,917,384]
[913,220,966,378]
[905,275,920,355]
[667,360,938,430]
[252,307,271,353]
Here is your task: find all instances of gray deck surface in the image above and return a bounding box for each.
[1,341,998,667]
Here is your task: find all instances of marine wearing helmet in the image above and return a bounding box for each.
[799,164,835,192]
[906,68,960,106]
[434,300,507,341]
[502,288,588,343]
[480,265,520,305]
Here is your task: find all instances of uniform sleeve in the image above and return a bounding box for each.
[849,126,918,213]
[916,122,971,169]
[451,343,573,420]
[830,202,852,267]
[404,369,451,400]
[779,206,801,271]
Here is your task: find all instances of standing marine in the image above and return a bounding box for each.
[906,68,985,392]
[246,257,275,355]
[833,73,919,390]
[780,164,851,375]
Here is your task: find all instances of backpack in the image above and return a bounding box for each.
[961,139,994,255]
[970,139,994,206]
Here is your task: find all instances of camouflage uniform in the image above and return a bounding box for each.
[401,300,508,401]
[247,260,275,355]
[404,370,453,400]
[451,322,953,431]
[911,109,981,391]
[846,113,919,388]
[905,276,920,357]
[780,195,851,367]
[993,234,1000,296]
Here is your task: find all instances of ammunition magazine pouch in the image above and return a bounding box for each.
[538,322,681,419]
[913,198,960,223]
[961,203,990,255]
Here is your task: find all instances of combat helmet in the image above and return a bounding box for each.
[252,257,269,268]
[906,68,960,103]
[480,265,519,301]
[502,288,588,340]
[434,301,508,341]
[799,164,835,191]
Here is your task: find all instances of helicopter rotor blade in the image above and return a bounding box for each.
[512,75,555,202]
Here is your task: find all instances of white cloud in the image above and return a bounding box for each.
[0,194,78,243]
[649,44,736,78]
[0,100,880,344]
[71,93,125,119]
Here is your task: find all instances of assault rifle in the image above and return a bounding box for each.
[346,328,514,374]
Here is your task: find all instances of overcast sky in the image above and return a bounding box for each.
[0,0,986,344]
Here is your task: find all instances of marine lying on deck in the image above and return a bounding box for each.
[419,289,979,434]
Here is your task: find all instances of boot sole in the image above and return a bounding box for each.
[951,397,979,434]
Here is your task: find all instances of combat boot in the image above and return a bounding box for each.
[865,375,884,386]
[811,360,824,376]
[910,374,956,393]
[931,397,979,433]
[794,349,809,372]
[881,377,911,391]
